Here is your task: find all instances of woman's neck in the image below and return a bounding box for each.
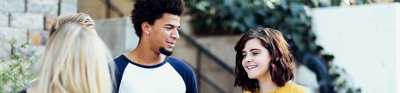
[257,73,279,93]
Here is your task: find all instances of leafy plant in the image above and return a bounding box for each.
[186,0,326,52]
[0,37,37,93]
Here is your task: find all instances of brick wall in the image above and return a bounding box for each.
[0,0,77,58]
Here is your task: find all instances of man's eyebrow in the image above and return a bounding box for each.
[165,24,175,27]
[165,24,181,28]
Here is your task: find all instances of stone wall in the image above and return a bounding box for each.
[0,0,77,58]
[95,17,139,57]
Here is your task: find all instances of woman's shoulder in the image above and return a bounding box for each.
[242,83,309,93]
[243,90,259,93]
[279,82,309,93]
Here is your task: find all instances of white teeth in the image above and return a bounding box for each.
[247,65,257,69]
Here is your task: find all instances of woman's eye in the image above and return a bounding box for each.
[252,52,259,55]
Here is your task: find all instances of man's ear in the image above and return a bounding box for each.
[141,22,151,35]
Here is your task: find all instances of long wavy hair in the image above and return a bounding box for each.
[234,28,294,92]
[36,23,113,93]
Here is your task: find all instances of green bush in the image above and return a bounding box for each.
[0,37,38,93]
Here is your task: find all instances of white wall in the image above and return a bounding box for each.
[312,3,400,93]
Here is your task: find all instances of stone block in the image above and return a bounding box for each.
[10,13,44,30]
[0,0,25,13]
[0,27,28,44]
[27,0,59,16]
[60,0,78,15]
[95,17,139,57]
[28,30,49,45]
[44,16,56,30]
[0,43,11,58]
[0,12,8,27]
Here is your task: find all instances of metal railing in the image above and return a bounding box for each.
[178,29,235,93]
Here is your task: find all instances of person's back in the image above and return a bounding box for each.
[22,23,114,93]
[113,0,198,93]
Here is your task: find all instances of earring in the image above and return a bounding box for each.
[146,31,149,34]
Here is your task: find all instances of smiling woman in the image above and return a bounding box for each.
[234,28,308,93]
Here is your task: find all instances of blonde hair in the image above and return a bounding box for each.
[36,23,113,93]
[50,13,95,37]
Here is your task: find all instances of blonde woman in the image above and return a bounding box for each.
[19,23,114,93]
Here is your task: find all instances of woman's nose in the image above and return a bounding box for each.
[244,56,252,62]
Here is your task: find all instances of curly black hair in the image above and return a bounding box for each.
[131,0,184,39]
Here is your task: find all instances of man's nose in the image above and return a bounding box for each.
[171,29,180,40]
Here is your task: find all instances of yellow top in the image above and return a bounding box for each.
[243,83,309,93]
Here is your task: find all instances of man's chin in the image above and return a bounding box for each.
[159,47,173,56]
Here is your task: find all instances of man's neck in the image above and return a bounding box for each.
[125,43,166,66]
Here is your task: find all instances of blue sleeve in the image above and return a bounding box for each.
[113,55,130,92]
[167,57,198,93]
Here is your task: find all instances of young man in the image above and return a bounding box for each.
[113,0,198,93]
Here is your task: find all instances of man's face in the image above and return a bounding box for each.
[148,13,180,56]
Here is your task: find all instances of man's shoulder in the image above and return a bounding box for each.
[113,54,130,77]
[166,56,194,73]
[114,54,130,64]
[166,56,184,63]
